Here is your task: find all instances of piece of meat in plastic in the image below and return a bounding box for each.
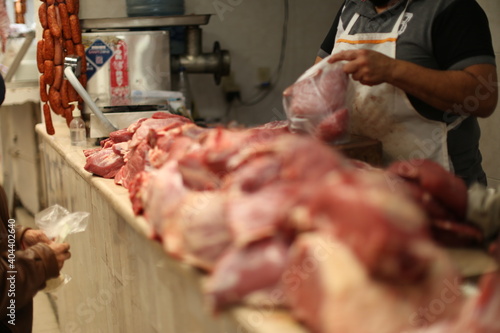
[284,65,347,118]
[283,61,349,142]
[316,108,350,143]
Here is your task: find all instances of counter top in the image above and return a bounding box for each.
[4,80,40,106]
[36,122,308,333]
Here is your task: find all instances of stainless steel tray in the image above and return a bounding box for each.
[81,14,211,30]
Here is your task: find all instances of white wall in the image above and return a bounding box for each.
[184,0,342,125]
[477,0,500,187]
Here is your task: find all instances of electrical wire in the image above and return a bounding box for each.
[237,0,289,107]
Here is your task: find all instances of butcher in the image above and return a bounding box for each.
[317,0,498,186]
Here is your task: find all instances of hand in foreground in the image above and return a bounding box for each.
[21,229,51,249]
[48,242,71,271]
[328,49,396,86]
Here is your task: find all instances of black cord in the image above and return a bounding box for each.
[237,0,289,107]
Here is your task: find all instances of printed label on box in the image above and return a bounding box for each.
[85,39,113,81]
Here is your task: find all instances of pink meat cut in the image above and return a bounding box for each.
[128,113,191,149]
[305,170,431,283]
[162,191,232,271]
[285,233,464,333]
[226,182,307,246]
[84,147,124,179]
[118,140,152,189]
[205,237,289,309]
[316,108,349,143]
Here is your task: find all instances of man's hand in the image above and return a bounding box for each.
[21,229,51,249]
[328,49,497,116]
[48,242,71,271]
[328,49,397,86]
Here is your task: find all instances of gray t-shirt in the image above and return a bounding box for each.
[319,0,496,186]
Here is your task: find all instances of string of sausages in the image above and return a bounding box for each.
[37,0,86,135]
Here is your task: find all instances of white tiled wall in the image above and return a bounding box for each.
[477,0,500,188]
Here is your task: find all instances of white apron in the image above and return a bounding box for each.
[332,0,464,170]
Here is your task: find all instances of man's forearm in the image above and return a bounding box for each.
[389,60,498,118]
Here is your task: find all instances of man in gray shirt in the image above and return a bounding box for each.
[317,0,498,186]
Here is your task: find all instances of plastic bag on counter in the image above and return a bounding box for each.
[35,205,90,293]
[283,56,350,144]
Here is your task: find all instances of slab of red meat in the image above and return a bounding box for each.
[386,159,482,246]
[276,135,349,182]
[200,128,252,175]
[112,142,129,156]
[142,161,188,237]
[100,129,133,149]
[128,113,191,149]
[222,155,282,193]
[305,170,431,284]
[109,128,134,143]
[88,113,193,188]
[226,183,297,246]
[126,117,149,133]
[387,159,468,219]
[162,191,232,271]
[201,127,290,176]
[148,126,202,170]
[84,147,125,179]
[285,233,464,333]
[128,171,150,215]
[119,140,152,189]
[227,134,349,183]
[205,237,289,310]
[177,155,221,191]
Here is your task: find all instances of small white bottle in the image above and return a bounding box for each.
[69,102,86,147]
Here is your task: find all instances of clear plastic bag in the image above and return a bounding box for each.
[283,56,350,144]
[35,205,90,293]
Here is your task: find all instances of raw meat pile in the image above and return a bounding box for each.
[84,112,499,333]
